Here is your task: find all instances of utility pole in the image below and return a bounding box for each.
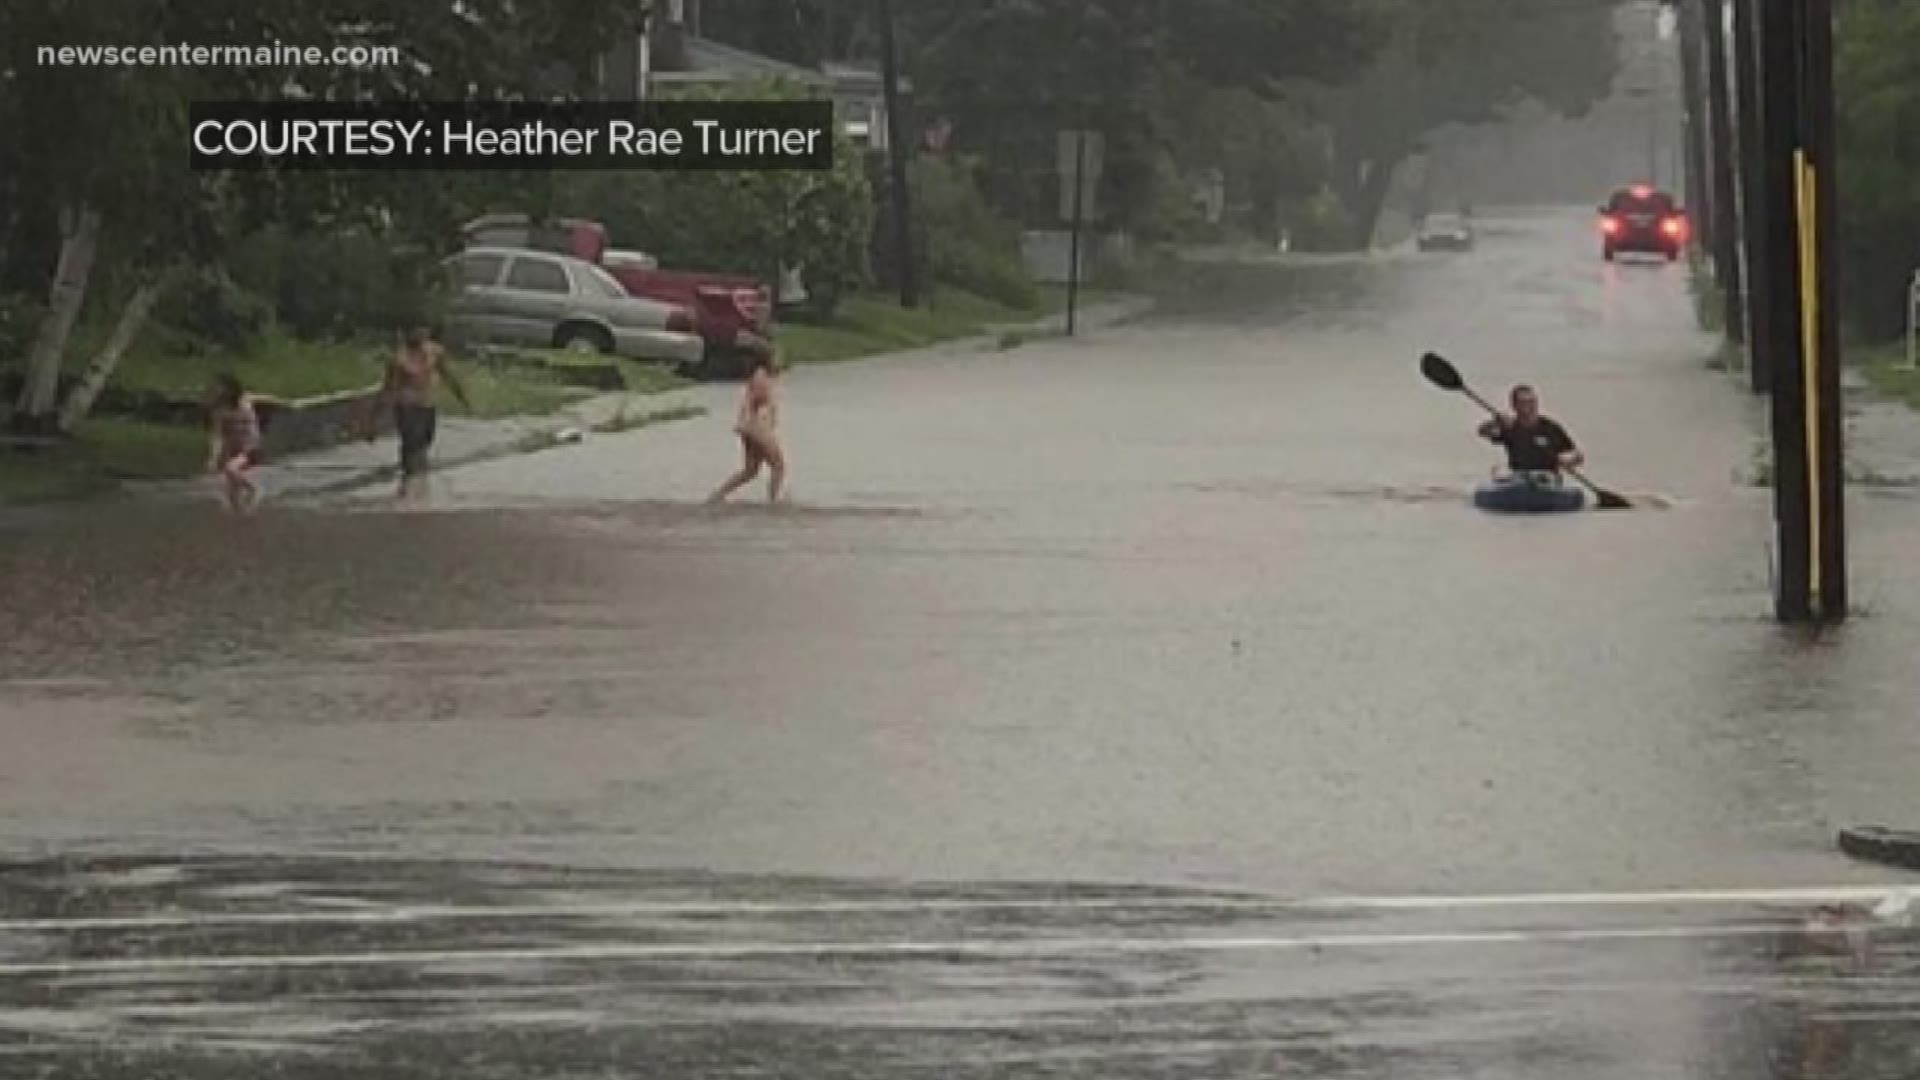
[1756,0,1811,621]
[1732,0,1771,393]
[635,0,653,102]
[1677,0,1711,252]
[1802,0,1845,621]
[1703,0,1745,343]
[876,0,919,308]
[1753,0,1845,622]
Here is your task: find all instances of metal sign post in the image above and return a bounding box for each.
[1057,129,1103,336]
[1907,269,1920,371]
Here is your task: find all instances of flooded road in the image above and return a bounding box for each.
[3,209,1919,1075]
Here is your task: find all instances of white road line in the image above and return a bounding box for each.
[0,922,1864,978]
[0,885,1907,933]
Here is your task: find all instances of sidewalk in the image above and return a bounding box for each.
[131,295,1155,506]
[129,386,719,506]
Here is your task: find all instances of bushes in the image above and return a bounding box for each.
[559,79,875,318]
[910,155,1040,310]
[0,292,41,369]
[224,226,447,343]
[1284,190,1357,253]
[1836,0,1920,342]
[151,267,273,354]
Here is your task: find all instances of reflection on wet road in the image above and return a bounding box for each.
[5,210,1920,1075]
[2,859,1918,1078]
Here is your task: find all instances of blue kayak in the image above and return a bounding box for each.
[1472,472,1585,513]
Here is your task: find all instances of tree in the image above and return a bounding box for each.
[1318,0,1620,248]
[1835,0,1920,340]
[561,79,875,318]
[700,0,874,66]
[0,0,636,432]
[892,0,1375,232]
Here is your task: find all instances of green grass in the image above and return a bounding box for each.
[76,417,208,479]
[456,364,590,419]
[1860,344,1920,410]
[613,360,694,395]
[118,334,382,401]
[1688,255,1727,334]
[0,451,115,504]
[777,286,1106,366]
[0,417,207,506]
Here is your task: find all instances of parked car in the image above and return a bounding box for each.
[600,254,774,381]
[1417,213,1475,252]
[443,247,704,366]
[1599,185,1687,262]
[461,215,775,380]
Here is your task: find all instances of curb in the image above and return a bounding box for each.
[290,398,711,500]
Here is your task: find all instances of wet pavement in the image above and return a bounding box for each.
[4,209,1920,1075]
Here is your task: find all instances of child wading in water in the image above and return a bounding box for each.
[371,326,470,501]
[206,373,273,514]
[708,355,786,504]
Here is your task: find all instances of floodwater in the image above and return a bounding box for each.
[2,209,1918,1076]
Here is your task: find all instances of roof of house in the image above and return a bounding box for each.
[652,36,906,92]
[652,36,829,85]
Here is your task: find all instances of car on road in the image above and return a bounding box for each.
[443,247,705,366]
[1599,185,1688,261]
[1417,213,1476,252]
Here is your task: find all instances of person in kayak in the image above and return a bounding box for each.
[1477,384,1583,477]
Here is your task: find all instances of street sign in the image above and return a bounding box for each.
[1057,130,1104,223]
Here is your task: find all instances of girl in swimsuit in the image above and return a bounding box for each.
[206,372,269,515]
[707,354,786,504]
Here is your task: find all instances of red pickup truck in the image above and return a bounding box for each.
[461,214,775,379]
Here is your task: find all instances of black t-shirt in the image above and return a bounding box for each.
[1491,417,1575,471]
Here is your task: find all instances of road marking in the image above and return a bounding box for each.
[0,885,1907,933]
[0,922,1871,978]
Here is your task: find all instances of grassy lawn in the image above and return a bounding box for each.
[0,347,693,506]
[6,279,1081,505]
[1688,255,1726,333]
[777,286,1113,366]
[0,417,207,506]
[117,334,383,401]
[1860,344,1920,408]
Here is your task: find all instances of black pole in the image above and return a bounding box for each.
[1758,0,1810,622]
[876,0,918,308]
[1802,0,1845,621]
[1703,0,1745,343]
[1732,0,1771,393]
[1677,0,1711,253]
[1066,130,1085,337]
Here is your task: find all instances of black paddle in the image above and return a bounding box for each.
[1418,352,1632,510]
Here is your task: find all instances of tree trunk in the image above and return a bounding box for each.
[56,277,164,433]
[12,204,102,431]
[1347,155,1399,250]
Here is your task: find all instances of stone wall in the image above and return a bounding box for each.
[259,385,387,459]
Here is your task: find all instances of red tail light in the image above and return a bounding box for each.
[1661,216,1686,238]
[666,307,696,333]
[1600,216,1621,235]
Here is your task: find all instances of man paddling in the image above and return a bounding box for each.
[1477,384,1583,476]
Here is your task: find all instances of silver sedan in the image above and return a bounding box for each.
[444,247,705,365]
